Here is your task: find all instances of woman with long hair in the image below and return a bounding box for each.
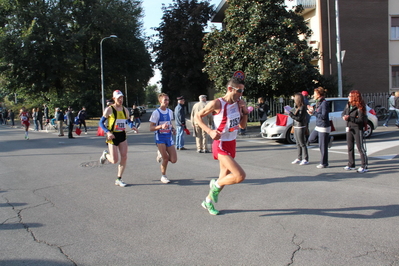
[342,90,368,173]
[307,87,334,168]
[289,93,309,165]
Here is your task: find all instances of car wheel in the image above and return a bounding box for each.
[363,121,373,138]
[285,127,296,144]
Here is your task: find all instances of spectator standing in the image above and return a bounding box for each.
[256,97,269,126]
[66,107,75,139]
[9,110,15,127]
[32,108,39,131]
[149,93,177,184]
[383,92,395,127]
[395,91,399,128]
[191,95,213,153]
[302,91,310,105]
[342,90,368,173]
[55,108,64,136]
[174,96,187,150]
[77,107,87,134]
[2,109,8,125]
[19,107,30,140]
[288,93,309,166]
[131,104,141,129]
[307,87,334,169]
[43,104,49,126]
[37,108,43,130]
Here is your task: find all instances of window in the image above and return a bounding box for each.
[392,66,399,88]
[332,100,347,113]
[391,17,399,40]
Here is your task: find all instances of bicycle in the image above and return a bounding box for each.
[367,101,389,121]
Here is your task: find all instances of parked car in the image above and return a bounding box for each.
[260,98,378,144]
[138,106,146,115]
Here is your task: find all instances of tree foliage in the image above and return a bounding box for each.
[203,0,322,98]
[153,0,214,104]
[0,0,153,115]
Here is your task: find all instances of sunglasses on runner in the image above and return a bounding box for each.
[231,86,244,93]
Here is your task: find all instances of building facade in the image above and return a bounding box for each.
[212,0,399,95]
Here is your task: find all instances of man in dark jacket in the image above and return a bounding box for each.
[66,107,75,139]
[77,107,87,133]
[174,96,187,150]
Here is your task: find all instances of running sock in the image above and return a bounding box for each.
[205,197,212,203]
[215,181,221,189]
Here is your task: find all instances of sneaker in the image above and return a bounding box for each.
[201,201,219,215]
[156,150,162,163]
[343,166,355,170]
[357,167,368,173]
[209,179,221,203]
[100,150,108,164]
[383,124,388,127]
[291,159,301,164]
[115,179,127,187]
[299,160,309,165]
[161,175,170,183]
[316,164,327,169]
[328,136,334,148]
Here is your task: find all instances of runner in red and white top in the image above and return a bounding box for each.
[19,107,30,140]
[195,76,248,215]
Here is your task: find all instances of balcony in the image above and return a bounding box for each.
[285,0,316,12]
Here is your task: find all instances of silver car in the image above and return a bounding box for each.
[261,98,378,144]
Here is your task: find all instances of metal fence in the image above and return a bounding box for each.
[247,92,391,123]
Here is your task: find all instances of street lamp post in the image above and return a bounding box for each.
[100,35,118,111]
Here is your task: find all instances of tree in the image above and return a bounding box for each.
[203,0,322,98]
[153,0,213,104]
[0,0,153,115]
[145,84,159,106]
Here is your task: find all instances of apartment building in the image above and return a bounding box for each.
[212,0,399,94]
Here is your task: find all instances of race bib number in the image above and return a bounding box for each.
[21,115,28,121]
[228,117,240,132]
[114,119,126,131]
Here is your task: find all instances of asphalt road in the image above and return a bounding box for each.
[1,112,399,266]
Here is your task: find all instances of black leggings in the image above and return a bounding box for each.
[346,126,367,168]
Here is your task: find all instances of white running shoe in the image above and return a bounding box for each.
[160,175,170,184]
[156,150,162,163]
[343,166,355,171]
[100,150,108,164]
[299,160,309,165]
[357,167,368,173]
[291,159,301,164]
[316,164,327,169]
[115,179,127,187]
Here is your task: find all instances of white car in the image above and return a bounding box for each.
[261,98,378,144]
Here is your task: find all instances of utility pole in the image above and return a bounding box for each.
[335,0,343,97]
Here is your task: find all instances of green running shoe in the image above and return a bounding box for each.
[209,179,221,203]
[201,201,219,215]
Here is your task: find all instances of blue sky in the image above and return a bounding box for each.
[141,0,223,85]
